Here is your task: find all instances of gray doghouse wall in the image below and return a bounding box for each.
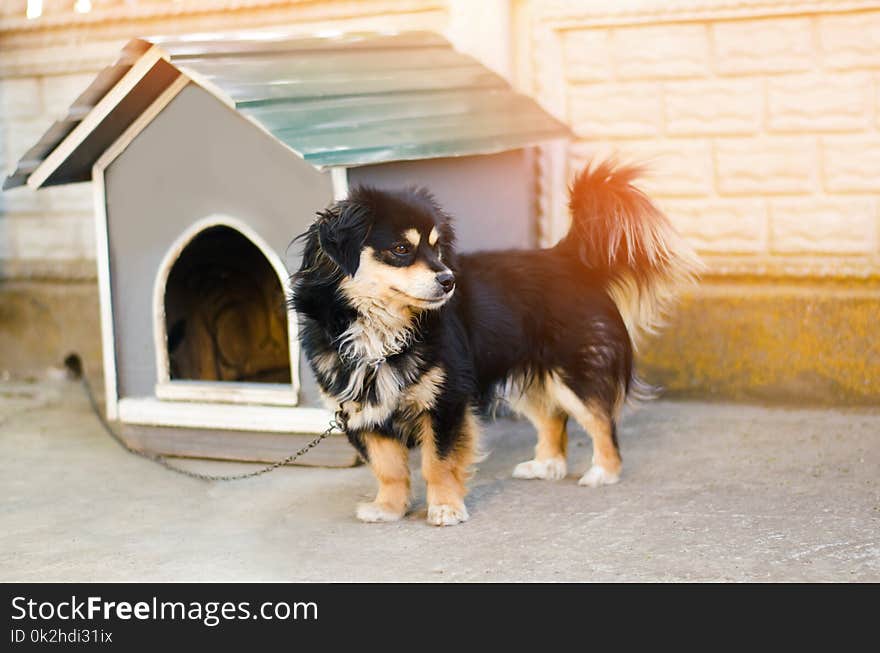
[349,148,537,252]
[105,82,539,410]
[104,83,333,404]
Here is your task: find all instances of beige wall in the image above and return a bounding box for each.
[3,0,880,281]
[517,0,880,279]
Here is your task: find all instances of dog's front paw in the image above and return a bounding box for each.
[578,465,620,488]
[512,457,567,480]
[426,503,469,526]
[356,501,405,523]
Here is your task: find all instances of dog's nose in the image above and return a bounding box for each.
[436,270,455,293]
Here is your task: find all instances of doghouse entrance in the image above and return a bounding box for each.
[155,222,298,406]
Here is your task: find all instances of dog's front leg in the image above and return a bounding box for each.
[419,412,479,527]
[356,433,410,523]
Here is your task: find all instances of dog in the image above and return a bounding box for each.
[291,159,701,526]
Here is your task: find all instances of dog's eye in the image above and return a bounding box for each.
[391,243,410,256]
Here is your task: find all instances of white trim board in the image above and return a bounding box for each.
[537,139,570,248]
[92,74,190,173]
[330,167,349,201]
[155,381,297,406]
[117,398,333,434]
[90,74,190,421]
[91,168,119,420]
[29,45,170,190]
[151,214,302,403]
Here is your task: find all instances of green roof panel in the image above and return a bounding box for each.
[157,30,571,168]
[4,30,571,189]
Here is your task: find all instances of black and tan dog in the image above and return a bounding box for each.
[291,160,701,526]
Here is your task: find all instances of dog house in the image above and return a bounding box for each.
[4,30,570,467]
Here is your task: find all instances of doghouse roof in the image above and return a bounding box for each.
[4,30,571,190]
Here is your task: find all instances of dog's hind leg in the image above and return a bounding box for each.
[574,408,621,487]
[356,433,410,523]
[511,381,568,481]
[550,375,623,487]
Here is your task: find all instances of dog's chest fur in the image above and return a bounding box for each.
[308,300,443,431]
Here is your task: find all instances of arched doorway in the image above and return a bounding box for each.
[153,217,299,405]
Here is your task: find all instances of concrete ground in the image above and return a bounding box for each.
[1,379,878,582]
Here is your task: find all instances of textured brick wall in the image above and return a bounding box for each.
[0,72,97,272]
[526,0,880,278]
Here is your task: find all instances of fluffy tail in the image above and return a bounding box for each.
[560,158,704,349]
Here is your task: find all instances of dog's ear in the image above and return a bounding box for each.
[438,220,457,269]
[317,200,371,276]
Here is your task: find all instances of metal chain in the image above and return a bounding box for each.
[77,369,345,482]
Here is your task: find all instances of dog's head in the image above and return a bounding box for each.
[315,186,457,311]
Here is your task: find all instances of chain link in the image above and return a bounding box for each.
[78,372,345,482]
